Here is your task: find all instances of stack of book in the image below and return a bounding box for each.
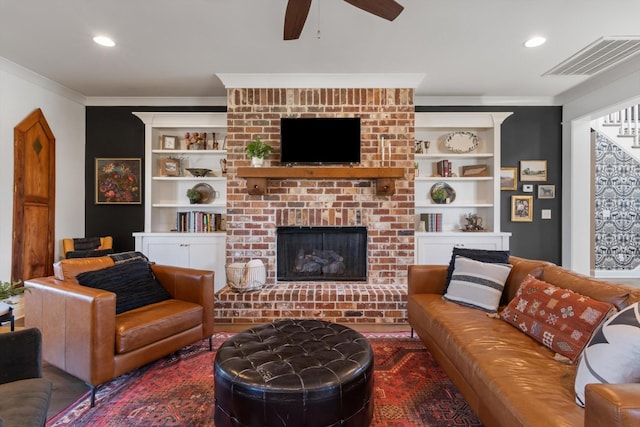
[420,213,443,232]
[177,211,222,233]
[436,160,452,177]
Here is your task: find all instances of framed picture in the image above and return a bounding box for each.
[161,135,178,150]
[511,195,533,222]
[95,158,141,204]
[462,164,489,177]
[538,184,556,199]
[500,167,517,190]
[160,157,180,177]
[520,160,547,181]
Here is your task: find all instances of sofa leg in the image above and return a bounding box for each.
[209,336,213,351]
[410,327,414,338]
[88,385,97,407]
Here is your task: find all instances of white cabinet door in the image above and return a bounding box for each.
[135,233,226,292]
[415,233,510,265]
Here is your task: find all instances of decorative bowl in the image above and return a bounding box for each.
[186,168,212,177]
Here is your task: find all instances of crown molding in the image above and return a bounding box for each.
[414,95,559,107]
[0,57,85,105]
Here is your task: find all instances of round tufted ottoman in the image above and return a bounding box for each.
[214,319,374,427]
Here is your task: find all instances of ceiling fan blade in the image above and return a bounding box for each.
[343,0,404,21]
[284,0,313,40]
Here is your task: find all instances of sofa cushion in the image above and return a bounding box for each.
[0,378,52,427]
[76,259,172,314]
[53,256,115,282]
[115,299,203,353]
[500,275,616,362]
[574,302,640,407]
[443,256,512,313]
[445,247,510,293]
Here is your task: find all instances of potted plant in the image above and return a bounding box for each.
[0,280,25,315]
[245,136,273,167]
[431,187,448,204]
[186,188,202,204]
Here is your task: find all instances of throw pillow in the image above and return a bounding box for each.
[66,248,114,259]
[574,302,640,407]
[444,247,510,294]
[108,251,151,264]
[72,237,101,251]
[443,256,513,313]
[500,275,616,363]
[76,259,171,314]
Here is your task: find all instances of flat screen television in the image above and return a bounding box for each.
[280,117,361,164]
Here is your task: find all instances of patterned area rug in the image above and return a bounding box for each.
[47,332,482,426]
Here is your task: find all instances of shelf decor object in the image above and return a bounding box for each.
[430,182,456,204]
[186,168,213,177]
[444,131,479,153]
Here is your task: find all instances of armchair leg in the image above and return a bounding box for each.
[410,327,414,338]
[88,385,97,407]
[209,336,213,351]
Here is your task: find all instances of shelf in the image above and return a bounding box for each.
[415,176,493,181]
[415,202,493,208]
[236,166,405,196]
[415,153,494,159]
[152,176,226,181]
[152,202,226,208]
[152,149,227,155]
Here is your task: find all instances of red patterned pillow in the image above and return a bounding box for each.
[500,275,615,362]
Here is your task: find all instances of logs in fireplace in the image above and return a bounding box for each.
[277,226,367,281]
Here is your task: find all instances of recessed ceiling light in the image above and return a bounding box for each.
[93,35,115,47]
[524,36,546,48]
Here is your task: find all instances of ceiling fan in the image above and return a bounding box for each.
[284,0,404,40]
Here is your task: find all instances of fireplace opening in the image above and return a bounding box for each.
[277,226,367,282]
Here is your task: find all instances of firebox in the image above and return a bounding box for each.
[277,226,367,281]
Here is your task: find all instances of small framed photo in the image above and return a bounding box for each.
[538,184,556,199]
[162,135,178,150]
[500,167,517,190]
[520,160,547,182]
[511,195,533,222]
[160,157,180,176]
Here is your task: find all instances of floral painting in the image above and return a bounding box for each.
[95,158,141,204]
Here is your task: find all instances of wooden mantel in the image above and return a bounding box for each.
[237,166,405,196]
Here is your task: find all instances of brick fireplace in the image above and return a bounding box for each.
[214,88,415,326]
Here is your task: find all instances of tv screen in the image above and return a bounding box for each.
[280,117,361,164]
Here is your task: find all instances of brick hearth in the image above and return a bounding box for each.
[214,88,415,326]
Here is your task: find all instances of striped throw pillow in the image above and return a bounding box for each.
[443,255,512,313]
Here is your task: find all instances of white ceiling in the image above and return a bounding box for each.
[1,0,639,103]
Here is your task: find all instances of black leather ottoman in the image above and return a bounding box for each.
[214,319,374,427]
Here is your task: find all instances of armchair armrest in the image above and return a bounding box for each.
[24,277,117,386]
[151,264,215,337]
[585,383,640,427]
[407,265,448,296]
[0,328,42,384]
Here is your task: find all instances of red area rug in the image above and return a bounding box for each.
[47,332,482,426]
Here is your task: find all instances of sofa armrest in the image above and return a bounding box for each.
[407,265,448,296]
[24,277,117,386]
[0,328,42,384]
[585,383,640,427]
[151,264,215,337]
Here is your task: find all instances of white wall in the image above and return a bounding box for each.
[0,58,85,281]
[559,55,640,274]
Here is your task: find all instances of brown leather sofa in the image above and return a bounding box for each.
[408,256,640,427]
[24,256,214,406]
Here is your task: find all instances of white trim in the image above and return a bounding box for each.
[216,73,426,89]
[415,95,559,106]
[594,268,640,279]
[0,57,85,104]
[85,96,227,107]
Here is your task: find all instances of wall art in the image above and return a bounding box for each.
[95,158,141,204]
[511,195,533,222]
[520,160,547,182]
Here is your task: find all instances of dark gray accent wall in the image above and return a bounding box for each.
[85,106,225,253]
[416,106,563,264]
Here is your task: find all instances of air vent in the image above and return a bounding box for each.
[544,36,640,76]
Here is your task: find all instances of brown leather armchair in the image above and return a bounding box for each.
[24,256,214,406]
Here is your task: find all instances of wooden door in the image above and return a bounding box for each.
[12,108,56,282]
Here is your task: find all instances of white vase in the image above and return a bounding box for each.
[251,157,264,167]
